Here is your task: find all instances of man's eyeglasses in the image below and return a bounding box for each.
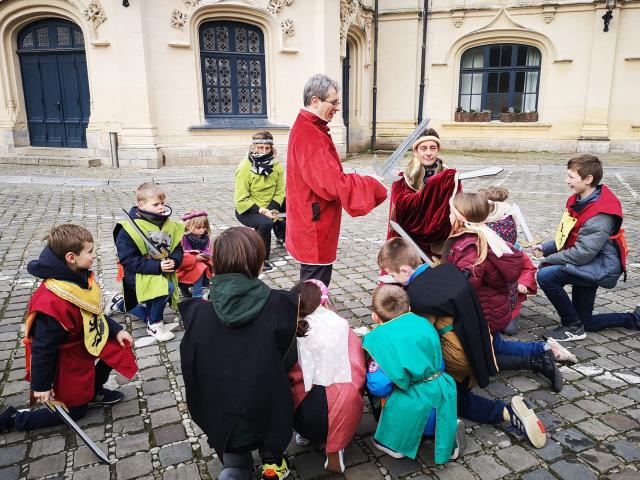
[321,98,340,107]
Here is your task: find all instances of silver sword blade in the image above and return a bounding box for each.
[373,117,431,182]
[389,221,433,267]
[46,402,109,464]
[121,209,164,258]
[511,204,534,243]
[458,166,504,180]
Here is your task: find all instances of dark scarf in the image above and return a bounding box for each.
[423,159,444,183]
[186,232,210,251]
[135,206,171,227]
[249,151,275,176]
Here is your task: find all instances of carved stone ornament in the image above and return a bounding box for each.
[83,0,107,33]
[281,18,294,37]
[267,0,294,16]
[340,0,359,43]
[183,0,200,8]
[542,6,556,24]
[452,10,465,28]
[170,9,188,30]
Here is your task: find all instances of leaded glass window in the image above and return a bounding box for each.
[200,21,267,118]
[18,20,85,51]
[459,44,541,119]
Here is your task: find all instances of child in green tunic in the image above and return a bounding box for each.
[363,284,463,464]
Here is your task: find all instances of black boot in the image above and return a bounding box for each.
[530,351,563,393]
[0,406,17,432]
[497,352,563,393]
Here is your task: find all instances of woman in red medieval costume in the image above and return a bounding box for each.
[388,128,460,259]
[288,280,365,474]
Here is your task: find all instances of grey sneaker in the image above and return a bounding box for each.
[545,324,586,342]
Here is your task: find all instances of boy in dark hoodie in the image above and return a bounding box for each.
[535,155,626,342]
[113,182,184,342]
[0,224,137,432]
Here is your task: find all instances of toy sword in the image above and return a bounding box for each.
[511,204,535,244]
[373,117,431,183]
[457,166,503,180]
[44,401,109,464]
[121,209,169,259]
[389,221,435,267]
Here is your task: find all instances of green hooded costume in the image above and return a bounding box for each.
[363,312,457,463]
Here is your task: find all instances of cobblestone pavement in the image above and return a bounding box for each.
[0,152,639,480]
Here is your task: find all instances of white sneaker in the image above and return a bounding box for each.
[105,292,125,314]
[546,338,578,363]
[372,438,405,458]
[146,322,175,342]
[295,433,310,446]
[450,419,466,460]
[324,449,345,473]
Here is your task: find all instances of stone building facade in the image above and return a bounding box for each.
[0,0,637,168]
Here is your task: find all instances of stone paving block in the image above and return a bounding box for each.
[198,437,214,457]
[115,452,153,480]
[530,440,563,461]
[0,444,27,466]
[553,428,595,452]
[142,377,171,395]
[538,411,563,432]
[599,413,639,432]
[467,455,510,480]
[207,458,223,479]
[154,423,187,446]
[151,407,182,427]
[356,414,377,436]
[159,441,194,467]
[528,389,562,408]
[575,399,612,415]
[294,451,333,480]
[471,425,511,448]
[76,407,105,427]
[147,392,177,411]
[344,441,368,467]
[29,436,65,458]
[579,448,619,473]
[111,399,140,419]
[605,468,640,480]
[434,464,476,480]
[576,418,618,440]
[26,453,65,479]
[0,465,21,480]
[559,385,584,401]
[163,463,202,480]
[522,469,557,480]
[554,404,590,423]
[115,432,151,458]
[113,414,145,434]
[609,439,640,462]
[550,459,597,480]
[70,464,111,480]
[509,376,541,392]
[496,445,538,471]
[379,454,421,478]
[344,462,384,480]
[73,442,108,468]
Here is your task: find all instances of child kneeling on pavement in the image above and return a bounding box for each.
[364,284,463,463]
[0,224,137,431]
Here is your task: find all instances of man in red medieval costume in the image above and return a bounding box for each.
[388,129,460,259]
[286,74,388,286]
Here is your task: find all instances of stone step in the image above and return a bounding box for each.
[13,146,94,158]
[0,155,101,167]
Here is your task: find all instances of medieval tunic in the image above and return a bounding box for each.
[179,275,298,460]
[286,109,387,265]
[288,311,365,454]
[363,312,457,463]
[24,248,138,407]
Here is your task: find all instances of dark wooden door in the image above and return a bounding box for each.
[17,19,89,148]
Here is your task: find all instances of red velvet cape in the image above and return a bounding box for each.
[388,169,460,256]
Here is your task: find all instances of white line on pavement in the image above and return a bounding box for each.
[616,174,639,199]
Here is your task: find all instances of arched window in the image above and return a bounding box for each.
[199,21,267,118]
[459,44,541,119]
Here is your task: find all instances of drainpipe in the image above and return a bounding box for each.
[417,0,429,123]
[109,132,120,168]
[370,0,379,151]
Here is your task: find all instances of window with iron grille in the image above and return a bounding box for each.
[200,21,267,118]
[459,44,541,119]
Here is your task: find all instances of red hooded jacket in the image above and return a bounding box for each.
[444,233,525,333]
[286,109,387,264]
